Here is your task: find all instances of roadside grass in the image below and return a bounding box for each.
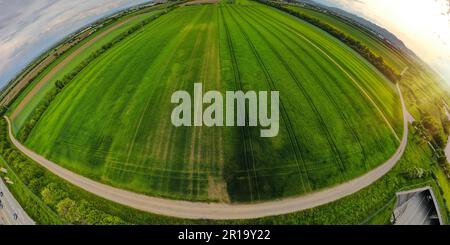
[0,157,62,224]
[433,165,450,213]
[1,118,206,224]
[18,2,402,202]
[262,0,450,215]
[401,63,450,123]
[1,0,449,224]
[234,127,448,225]
[274,1,450,130]
[3,117,448,224]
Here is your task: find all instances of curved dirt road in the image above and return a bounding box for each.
[4,84,408,220]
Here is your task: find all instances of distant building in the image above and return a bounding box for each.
[391,187,443,225]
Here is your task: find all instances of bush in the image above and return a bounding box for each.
[41,183,68,206]
[0,105,7,116]
[56,198,81,223]
[0,119,125,224]
[403,167,430,179]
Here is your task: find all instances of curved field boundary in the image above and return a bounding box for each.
[10,15,142,119]
[4,83,408,220]
[254,6,401,142]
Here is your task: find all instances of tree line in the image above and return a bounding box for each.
[255,0,401,83]
[18,7,177,142]
[413,113,450,177]
[0,119,125,224]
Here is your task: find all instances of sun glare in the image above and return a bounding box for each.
[323,0,450,81]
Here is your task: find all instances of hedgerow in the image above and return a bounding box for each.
[254,0,401,83]
[0,119,125,224]
[18,6,177,142]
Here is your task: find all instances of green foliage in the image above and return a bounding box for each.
[256,0,401,83]
[55,80,64,90]
[0,119,126,224]
[17,7,176,142]
[283,4,410,74]
[56,198,80,223]
[3,117,450,224]
[2,0,448,224]
[402,167,430,179]
[0,105,7,116]
[229,129,447,224]
[0,129,61,224]
[41,183,68,206]
[412,112,449,177]
[19,1,402,203]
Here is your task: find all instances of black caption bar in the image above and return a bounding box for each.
[0,225,447,244]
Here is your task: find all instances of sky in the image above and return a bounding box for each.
[0,0,149,89]
[315,0,450,83]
